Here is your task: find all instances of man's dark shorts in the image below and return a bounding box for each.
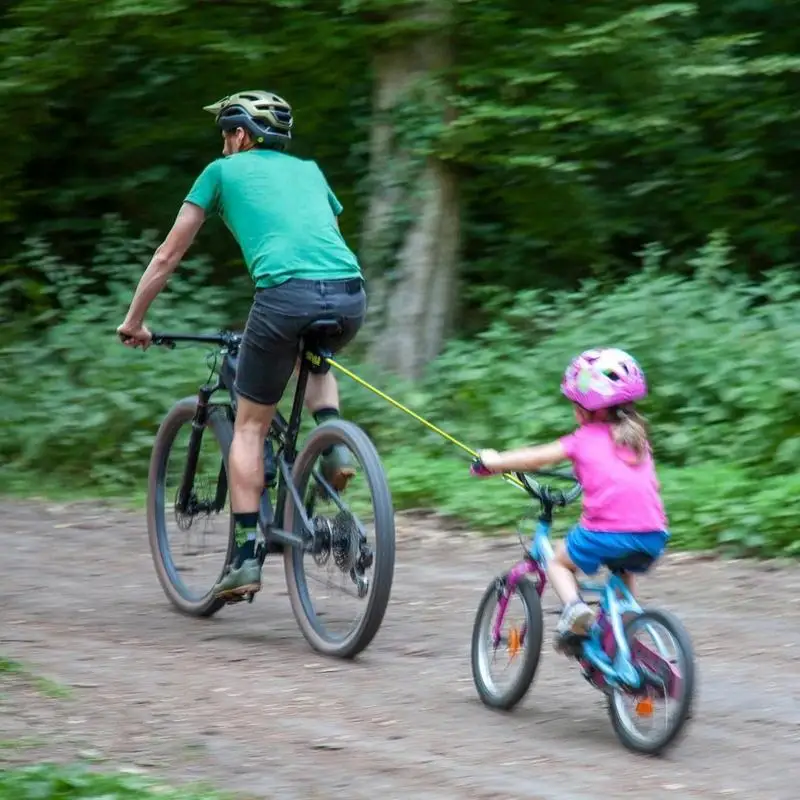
[235,277,366,406]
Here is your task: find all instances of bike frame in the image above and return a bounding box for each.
[492,516,682,699]
[153,330,337,556]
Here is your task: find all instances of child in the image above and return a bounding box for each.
[474,347,669,650]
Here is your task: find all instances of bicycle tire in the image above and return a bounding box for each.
[147,396,235,618]
[607,608,696,755]
[471,575,544,710]
[283,419,395,659]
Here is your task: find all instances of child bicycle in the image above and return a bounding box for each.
[469,461,695,755]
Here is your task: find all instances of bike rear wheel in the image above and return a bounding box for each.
[608,608,695,755]
[471,574,544,710]
[147,397,234,617]
[283,419,395,659]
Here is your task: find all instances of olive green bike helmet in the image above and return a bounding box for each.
[203,90,293,150]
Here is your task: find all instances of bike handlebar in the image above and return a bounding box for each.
[471,459,582,508]
[149,331,243,350]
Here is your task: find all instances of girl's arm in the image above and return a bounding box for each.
[478,440,567,474]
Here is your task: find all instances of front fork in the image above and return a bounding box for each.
[176,385,214,515]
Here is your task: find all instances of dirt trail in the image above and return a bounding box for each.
[1,500,799,799]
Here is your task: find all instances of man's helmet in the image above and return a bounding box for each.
[203,90,293,150]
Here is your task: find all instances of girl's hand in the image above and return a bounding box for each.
[476,449,503,473]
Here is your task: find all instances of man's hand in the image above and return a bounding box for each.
[117,320,153,349]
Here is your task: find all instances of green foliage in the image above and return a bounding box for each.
[0,657,71,699]
[448,0,800,300]
[0,217,247,488]
[3,228,795,556]
[3,1,800,559]
[335,231,800,556]
[0,765,232,800]
[4,0,800,308]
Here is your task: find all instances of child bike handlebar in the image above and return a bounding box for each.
[470,458,582,509]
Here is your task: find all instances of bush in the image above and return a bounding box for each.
[0,216,249,490]
[2,227,799,556]
[336,232,800,556]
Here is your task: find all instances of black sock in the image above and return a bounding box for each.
[313,408,340,456]
[233,512,259,565]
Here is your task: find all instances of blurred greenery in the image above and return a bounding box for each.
[2,1,800,557]
[2,226,799,556]
[0,765,234,800]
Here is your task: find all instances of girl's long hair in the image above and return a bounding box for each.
[609,403,649,464]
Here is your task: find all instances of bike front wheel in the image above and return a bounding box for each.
[147,397,235,618]
[471,574,544,710]
[283,419,395,659]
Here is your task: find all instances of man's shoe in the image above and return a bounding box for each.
[320,444,356,493]
[213,558,262,600]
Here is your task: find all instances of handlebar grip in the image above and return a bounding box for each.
[150,334,176,349]
[470,458,492,477]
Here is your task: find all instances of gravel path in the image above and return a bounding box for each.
[1,500,799,799]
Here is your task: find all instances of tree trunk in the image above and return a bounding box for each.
[360,3,459,381]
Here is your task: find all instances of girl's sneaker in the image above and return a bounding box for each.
[554,600,596,652]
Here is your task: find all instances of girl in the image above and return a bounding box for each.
[474,347,669,650]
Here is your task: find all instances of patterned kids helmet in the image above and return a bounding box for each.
[561,348,648,411]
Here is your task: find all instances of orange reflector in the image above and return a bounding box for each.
[636,697,654,716]
[507,627,521,659]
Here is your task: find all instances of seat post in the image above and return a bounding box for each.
[284,342,311,464]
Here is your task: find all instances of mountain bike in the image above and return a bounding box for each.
[144,320,395,659]
[469,461,695,755]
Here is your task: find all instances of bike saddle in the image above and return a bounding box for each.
[300,318,343,338]
[603,552,655,575]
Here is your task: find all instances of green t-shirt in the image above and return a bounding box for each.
[184,149,362,288]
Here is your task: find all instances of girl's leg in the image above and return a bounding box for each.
[548,540,582,605]
[548,539,596,642]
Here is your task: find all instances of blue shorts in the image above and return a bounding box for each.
[565,526,669,576]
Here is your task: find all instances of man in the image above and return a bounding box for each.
[117,90,367,601]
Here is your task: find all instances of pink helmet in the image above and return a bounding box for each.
[561,348,647,411]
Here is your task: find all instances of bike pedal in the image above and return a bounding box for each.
[554,632,585,658]
[224,595,246,605]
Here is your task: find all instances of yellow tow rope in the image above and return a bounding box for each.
[326,357,526,492]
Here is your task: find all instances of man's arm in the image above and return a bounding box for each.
[122,202,206,327]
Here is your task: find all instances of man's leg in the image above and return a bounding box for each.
[303,367,356,491]
[213,396,276,600]
[212,287,299,600]
[305,368,339,413]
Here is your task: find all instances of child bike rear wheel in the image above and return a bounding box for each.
[608,608,695,755]
[471,574,544,710]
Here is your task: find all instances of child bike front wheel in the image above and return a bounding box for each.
[471,573,544,711]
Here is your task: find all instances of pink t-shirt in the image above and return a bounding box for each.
[559,422,667,533]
